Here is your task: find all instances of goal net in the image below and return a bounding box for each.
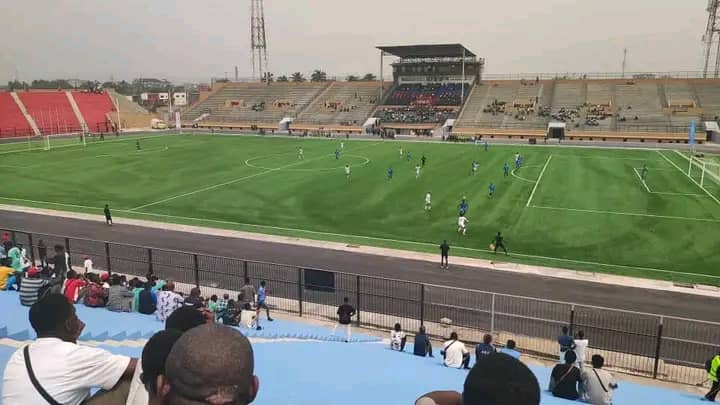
[687,153,720,200]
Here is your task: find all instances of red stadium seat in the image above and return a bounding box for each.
[18,92,82,135]
[72,92,115,133]
[0,93,33,137]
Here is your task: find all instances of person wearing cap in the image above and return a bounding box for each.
[19,266,51,306]
[83,256,94,274]
[100,272,111,288]
[156,324,259,404]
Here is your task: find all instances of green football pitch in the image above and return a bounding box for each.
[1,133,719,284]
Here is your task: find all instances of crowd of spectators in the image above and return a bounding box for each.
[387,83,467,106]
[375,107,457,123]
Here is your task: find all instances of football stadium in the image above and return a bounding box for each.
[2,1,720,404]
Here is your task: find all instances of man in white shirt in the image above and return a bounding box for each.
[573,330,589,370]
[580,354,618,405]
[2,293,136,405]
[457,215,469,236]
[390,323,406,351]
[83,256,94,274]
[156,281,184,322]
[441,332,470,369]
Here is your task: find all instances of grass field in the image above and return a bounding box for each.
[1,133,719,284]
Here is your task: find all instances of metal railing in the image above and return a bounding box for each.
[4,228,717,386]
[482,71,712,81]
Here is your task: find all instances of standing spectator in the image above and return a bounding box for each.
[580,354,618,405]
[62,270,87,303]
[413,326,433,357]
[558,326,575,363]
[390,323,407,351]
[138,282,158,315]
[705,350,720,402]
[215,293,229,321]
[49,244,67,281]
[441,332,470,369]
[256,280,273,322]
[107,275,133,312]
[0,259,15,290]
[83,255,93,274]
[475,333,496,362]
[239,278,256,308]
[104,204,113,225]
[83,273,108,308]
[184,287,204,309]
[19,266,51,306]
[7,243,22,273]
[1,294,137,404]
[573,330,589,369]
[37,239,48,267]
[499,339,521,359]
[440,240,450,269]
[156,281,184,322]
[549,351,582,400]
[332,297,356,341]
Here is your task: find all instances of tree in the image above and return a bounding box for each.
[310,69,327,82]
[263,72,274,83]
[291,72,306,82]
[277,75,289,82]
[346,75,359,82]
[362,73,377,81]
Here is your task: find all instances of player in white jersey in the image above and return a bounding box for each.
[424,192,432,211]
[415,164,421,178]
[457,215,469,236]
[399,147,404,157]
[345,164,351,179]
[298,147,304,159]
[340,142,345,150]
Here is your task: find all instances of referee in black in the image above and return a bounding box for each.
[440,240,450,269]
[494,232,507,255]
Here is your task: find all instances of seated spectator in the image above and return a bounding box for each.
[156,281,184,321]
[138,329,183,405]
[413,326,433,357]
[83,273,108,307]
[499,339,521,359]
[390,323,407,351]
[580,354,618,405]
[475,333,496,362]
[215,293,230,321]
[107,274,133,312]
[19,266,52,306]
[240,302,258,329]
[100,271,110,288]
[7,243,23,273]
[184,287,204,309]
[138,281,158,315]
[416,353,540,405]
[441,332,470,369]
[208,294,219,313]
[1,294,137,404]
[549,350,582,400]
[62,270,87,303]
[0,258,16,291]
[158,324,259,404]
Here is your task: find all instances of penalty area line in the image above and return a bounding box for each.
[526,155,552,207]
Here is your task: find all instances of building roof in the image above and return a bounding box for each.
[377,44,475,58]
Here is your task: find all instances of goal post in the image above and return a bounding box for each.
[688,154,720,199]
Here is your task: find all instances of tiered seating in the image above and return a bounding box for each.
[295,82,379,125]
[614,82,670,132]
[18,91,82,134]
[692,80,720,120]
[72,91,115,133]
[183,82,328,124]
[584,83,614,131]
[0,92,32,137]
[386,83,468,106]
[455,82,520,128]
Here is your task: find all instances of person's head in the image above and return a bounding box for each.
[100,272,110,283]
[145,281,154,290]
[38,239,44,246]
[506,340,516,350]
[66,269,78,280]
[576,330,585,339]
[463,353,540,405]
[166,306,206,333]
[142,329,183,403]
[210,295,218,302]
[260,281,266,287]
[418,326,426,335]
[161,324,259,405]
[26,266,41,278]
[119,275,127,285]
[86,272,99,283]
[497,232,501,236]
[394,323,402,332]
[561,326,569,335]
[243,302,252,310]
[190,287,201,298]
[223,293,229,300]
[105,204,109,209]
[343,297,349,304]
[54,244,64,253]
[244,277,250,285]
[591,354,605,369]
[450,332,458,340]
[483,334,493,345]
[165,281,176,292]
[564,350,577,364]
[29,294,85,343]
[109,274,122,286]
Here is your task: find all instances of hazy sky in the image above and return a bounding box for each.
[0,0,709,84]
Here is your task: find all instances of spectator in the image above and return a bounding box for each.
[104,204,113,225]
[580,354,618,405]
[0,258,15,290]
[475,333,496,362]
[1,294,137,404]
[83,255,93,274]
[414,391,462,405]
[208,294,218,313]
[441,332,470,369]
[138,282,158,315]
[62,270,87,303]
[549,350,582,400]
[37,239,48,267]
[222,299,239,326]
[156,281,184,321]
[573,330,589,369]
[440,240,450,269]
[215,293,229,321]
[158,324,259,404]
[184,287,204,309]
[499,339,521,359]
[558,326,574,363]
[49,244,67,281]
[107,274,134,312]
[239,278,256,308]
[463,353,540,405]
[138,329,183,405]
[256,280,273,322]
[83,273,108,308]
[390,323,407,351]
[332,297,356,342]
[7,243,22,273]
[705,350,720,402]
[240,302,259,329]
[413,326,433,357]
[100,271,110,288]
[19,266,51,306]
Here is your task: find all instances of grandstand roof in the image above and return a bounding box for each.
[377,44,475,58]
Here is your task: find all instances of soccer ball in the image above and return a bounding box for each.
[489,243,495,250]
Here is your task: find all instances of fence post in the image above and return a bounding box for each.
[490,293,496,335]
[105,242,112,275]
[10,231,16,246]
[355,275,361,327]
[569,304,576,335]
[297,267,303,317]
[653,316,664,379]
[243,260,248,281]
[27,233,35,264]
[193,254,200,288]
[419,284,425,327]
[147,248,153,275]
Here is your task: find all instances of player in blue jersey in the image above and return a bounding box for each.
[406,151,412,162]
[514,152,521,169]
[488,182,496,198]
[459,198,469,216]
[335,149,341,160]
[641,164,648,181]
[387,166,394,180]
[504,162,510,177]
[484,140,488,152]
[471,160,479,175]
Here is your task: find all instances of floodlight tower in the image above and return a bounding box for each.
[703,0,720,78]
[250,0,269,82]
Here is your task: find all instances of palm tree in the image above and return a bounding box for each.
[310,69,327,82]
[362,73,377,81]
[291,72,305,82]
[346,75,359,82]
[277,75,289,82]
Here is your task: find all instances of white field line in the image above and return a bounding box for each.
[526,155,553,207]
[510,165,540,184]
[554,155,659,161]
[656,150,720,207]
[633,168,652,193]
[1,198,719,281]
[129,142,380,211]
[530,205,720,223]
[0,133,171,157]
[652,191,703,196]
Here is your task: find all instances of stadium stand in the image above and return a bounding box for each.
[0,92,33,137]
[294,81,379,125]
[17,91,82,135]
[72,91,116,133]
[614,81,670,131]
[692,79,720,120]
